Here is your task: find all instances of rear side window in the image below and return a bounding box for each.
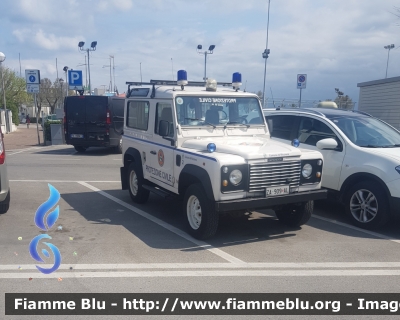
[127,101,149,130]
[267,115,297,140]
[65,97,107,124]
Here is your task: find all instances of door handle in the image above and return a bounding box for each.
[150,151,156,155]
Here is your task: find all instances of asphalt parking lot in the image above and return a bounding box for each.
[2,128,400,319]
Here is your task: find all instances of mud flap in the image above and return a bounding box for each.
[120,166,128,190]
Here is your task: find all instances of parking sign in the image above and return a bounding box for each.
[297,74,307,89]
[68,70,83,90]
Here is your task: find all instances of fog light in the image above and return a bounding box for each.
[222,180,228,187]
[316,172,321,178]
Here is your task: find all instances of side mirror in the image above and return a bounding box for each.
[159,120,169,137]
[317,138,338,150]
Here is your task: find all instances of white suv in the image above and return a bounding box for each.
[264,107,400,229]
[120,73,327,239]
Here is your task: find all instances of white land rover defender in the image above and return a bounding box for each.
[120,71,327,239]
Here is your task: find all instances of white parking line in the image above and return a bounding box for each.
[10,180,120,183]
[2,262,400,270]
[3,269,400,278]
[312,215,400,244]
[78,181,245,264]
[7,147,42,155]
[39,158,81,160]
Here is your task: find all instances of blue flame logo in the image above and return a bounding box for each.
[29,184,62,274]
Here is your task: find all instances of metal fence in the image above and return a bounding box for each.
[262,98,356,110]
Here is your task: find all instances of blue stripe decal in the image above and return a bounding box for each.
[123,135,217,162]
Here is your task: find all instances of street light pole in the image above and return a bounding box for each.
[63,66,68,96]
[262,0,271,108]
[0,52,8,134]
[197,44,216,81]
[384,44,395,78]
[78,41,97,95]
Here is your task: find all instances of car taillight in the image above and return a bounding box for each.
[106,110,111,125]
[0,128,5,164]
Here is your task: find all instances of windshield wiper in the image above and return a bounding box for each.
[359,145,380,148]
[381,144,400,148]
[224,121,250,129]
[184,118,216,129]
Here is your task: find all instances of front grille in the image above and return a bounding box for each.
[249,160,301,192]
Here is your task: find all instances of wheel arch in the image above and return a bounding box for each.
[178,165,214,201]
[121,147,143,190]
[339,172,391,203]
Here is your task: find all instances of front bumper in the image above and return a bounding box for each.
[215,189,327,212]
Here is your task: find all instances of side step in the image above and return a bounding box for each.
[142,185,175,199]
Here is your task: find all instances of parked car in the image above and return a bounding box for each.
[0,127,10,214]
[264,107,400,229]
[64,95,124,153]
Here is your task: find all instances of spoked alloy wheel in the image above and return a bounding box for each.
[345,181,389,229]
[187,195,202,230]
[349,189,378,223]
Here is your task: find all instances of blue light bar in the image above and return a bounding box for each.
[207,143,216,153]
[232,72,241,83]
[232,72,242,89]
[177,70,188,86]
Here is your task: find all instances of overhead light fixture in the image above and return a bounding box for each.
[78,41,85,48]
[208,45,215,51]
[91,41,97,49]
[197,44,202,50]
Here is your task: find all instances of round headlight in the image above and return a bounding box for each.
[302,164,313,179]
[292,139,300,148]
[229,169,242,186]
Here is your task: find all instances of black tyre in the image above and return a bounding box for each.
[114,139,122,154]
[128,162,150,204]
[0,191,10,214]
[74,146,87,153]
[344,181,389,229]
[183,184,219,239]
[275,201,313,227]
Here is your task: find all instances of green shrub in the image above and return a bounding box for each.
[44,120,62,141]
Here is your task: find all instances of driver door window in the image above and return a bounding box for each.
[297,117,338,147]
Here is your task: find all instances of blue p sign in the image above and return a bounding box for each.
[68,70,83,89]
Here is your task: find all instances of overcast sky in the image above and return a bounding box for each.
[1,0,399,106]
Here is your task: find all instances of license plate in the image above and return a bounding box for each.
[71,134,84,138]
[266,185,290,197]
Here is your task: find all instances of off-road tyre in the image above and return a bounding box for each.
[183,183,219,239]
[275,201,313,227]
[128,161,150,204]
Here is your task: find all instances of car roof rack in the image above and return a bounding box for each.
[351,110,372,117]
[125,80,234,98]
[265,108,326,117]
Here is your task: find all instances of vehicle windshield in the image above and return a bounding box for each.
[175,96,264,127]
[328,116,400,147]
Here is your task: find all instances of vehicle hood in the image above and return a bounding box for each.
[365,148,400,163]
[181,137,302,160]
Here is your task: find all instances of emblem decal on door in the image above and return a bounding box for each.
[158,150,164,167]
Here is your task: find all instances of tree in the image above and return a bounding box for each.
[334,95,354,110]
[0,66,32,125]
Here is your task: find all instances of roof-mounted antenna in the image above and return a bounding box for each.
[270,87,276,109]
[140,62,142,83]
[244,80,247,92]
[171,58,175,91]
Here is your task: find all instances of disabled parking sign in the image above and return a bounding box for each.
[297,74,307,89]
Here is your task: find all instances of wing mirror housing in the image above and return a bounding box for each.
[317,138,338,150]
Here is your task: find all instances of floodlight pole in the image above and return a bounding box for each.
[262,0,271,108]
[197,45,215,82]
[79,41,97,95]
[384,44,395,78]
